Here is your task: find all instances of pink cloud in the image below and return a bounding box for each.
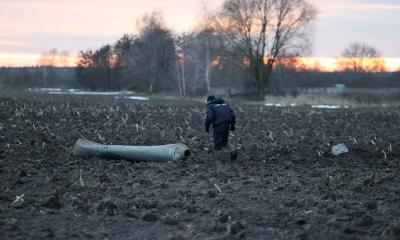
[0,40,28,47]
[0,0,224,36]
[314,0,400,15]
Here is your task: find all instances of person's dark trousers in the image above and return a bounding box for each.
[213,123,230,150]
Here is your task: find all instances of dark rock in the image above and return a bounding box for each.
[349,210,365,218]
[343,228,356,234]
[41,228,54,238]
[171,201,183,208]
[186,206,198,213]
[230,221,245,234]
[99,174,111,183]
[202,208,211,213]
[143,201,158,209]
[169,234,191,240]
[207,191,217,198]
[296,219,307,225]
[19,169,27,177]
[163,218,179,225]
[0,219,18,231]
[0,194,12,202]
[143,213,158,222]
[286,199,303,208]
[387,225,400,238]
[326,207,336,214]
[219,214,230,223]
[364,201,377,210]
[96,200,117,216]
[357,215,375,227]
[124,211,137,218]
[297,232,309,240]
[42,196,63,209]
[49,175,63,183]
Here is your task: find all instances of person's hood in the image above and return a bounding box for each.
[209,98,225,105]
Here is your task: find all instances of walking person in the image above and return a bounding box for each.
[205,95,237,161]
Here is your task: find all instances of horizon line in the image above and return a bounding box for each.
[0,53,399,72]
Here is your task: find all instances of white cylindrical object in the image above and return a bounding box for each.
[73,139,190,162]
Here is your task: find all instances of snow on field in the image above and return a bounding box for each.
[265,103,297,107]
[27,88,149,100]
[115,96,150,101]
[28,88,135,95]
[311,105,349,109]
[265,102,349,109]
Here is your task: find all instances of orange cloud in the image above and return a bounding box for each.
[0,53,77,67]
[289,57,400,72]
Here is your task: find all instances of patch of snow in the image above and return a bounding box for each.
[49,91,125,95]
[115,96,150,101]
[264,102,348,109]
[265,103,286,107]
[27,88,136,96]
[311,105,341,109]
[28,88,63,92]
[265,102,297,107]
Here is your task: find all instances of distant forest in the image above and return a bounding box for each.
[1,66,398,96]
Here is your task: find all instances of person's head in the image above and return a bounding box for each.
[207,95,215,103]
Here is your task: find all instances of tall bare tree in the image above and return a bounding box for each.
[58,50,70,82]
[175,33,189,96]
[37,48,59,86]
[337,42,386,73]
[137,12,177,93]
[211,0,317,98]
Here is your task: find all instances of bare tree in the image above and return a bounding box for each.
[175,33,189,96]
[337,42,386,73]
[37,48,57,67]
[137,12,177,93]
[210,0,317,98]
[58,50,70,82]
[195,28,227,94]
[58,50,70,67]
[37,48,58,86]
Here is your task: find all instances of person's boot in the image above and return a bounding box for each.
[213,150,221,161]
[226,143,238,161]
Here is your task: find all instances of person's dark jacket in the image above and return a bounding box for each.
[205,98,236,132]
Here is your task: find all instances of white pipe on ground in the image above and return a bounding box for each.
[73,139,190,162]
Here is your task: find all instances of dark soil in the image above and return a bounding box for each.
[1,94,400,239]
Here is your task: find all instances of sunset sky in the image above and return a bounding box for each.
[0,0,399,71]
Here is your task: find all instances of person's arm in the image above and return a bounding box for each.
[205,105,214,132]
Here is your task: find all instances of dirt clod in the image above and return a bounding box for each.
[42,196,63,209]
[142,213,158,222]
